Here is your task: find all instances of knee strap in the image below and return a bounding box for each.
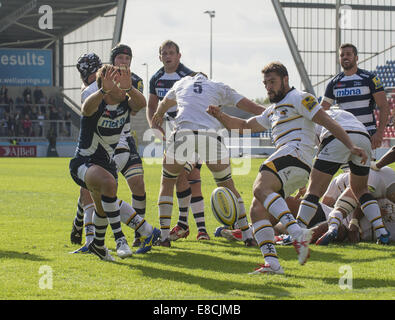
[334,196,358,216]
[162,167,180,180]
[123,166,144,180]
[212,166,232,184]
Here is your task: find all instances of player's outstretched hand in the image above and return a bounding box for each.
[350,146,368,165]
[102,66,118,93]
[119,64,132,90]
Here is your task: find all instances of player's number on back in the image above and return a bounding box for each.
[193,81,203,94]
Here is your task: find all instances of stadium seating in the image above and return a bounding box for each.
[372,61,395,138]
[374,60,395,88]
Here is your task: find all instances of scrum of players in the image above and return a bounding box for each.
[69,40,393,274]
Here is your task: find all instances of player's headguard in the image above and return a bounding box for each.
[110,43,132,65]
[76,53,102,83]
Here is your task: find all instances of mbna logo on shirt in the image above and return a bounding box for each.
[100,117,126,128]
[335,88,361,97]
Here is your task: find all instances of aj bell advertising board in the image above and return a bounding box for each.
[0,48,53,86]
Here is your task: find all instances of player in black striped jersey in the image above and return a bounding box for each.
[109,44,148,247]
[147,40,211,245]
[321,43,390,149]
[70,53,103,251]
[69,65,160,261]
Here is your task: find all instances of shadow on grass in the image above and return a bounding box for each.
[291,272,395,290]
[130,264,301,299]
[0,250,50,262]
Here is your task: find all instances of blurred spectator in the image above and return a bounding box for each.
[48,96,56,106]
[7,113,15,136]
[0,117,6,136]
[64,111,71,137]
[0,85,8,103]
[0,105,5,119]
[37,111,45,137]
[14,112,21,136]
[33,87,44,104]
[22,114,32,137]
[23,87,32,103]
[49,105,59,133]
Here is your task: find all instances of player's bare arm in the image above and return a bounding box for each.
[207,105,266,133]
[371,90,390,149]
[152,97,177,127]
[236,97,265,115]
[146,94,160,127]
[312,108,368,164]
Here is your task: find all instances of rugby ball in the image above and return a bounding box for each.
[210,187,239,226]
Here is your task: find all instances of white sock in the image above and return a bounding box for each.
[296,194,319,228]
[252,220,280,270]
[237,198,253,240]
[83,203,95,245]
[119,200,153,237]
[360,194,387,237]
[263,192,301,239]
[158,196,173,240]
[327,210,343,232]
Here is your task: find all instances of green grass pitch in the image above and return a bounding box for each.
[0,157,394,300]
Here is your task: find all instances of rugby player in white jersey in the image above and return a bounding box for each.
[208,62,367,275]
[297,106,390,245]
[147,40,211,244]
[314,166,395,244]
[152,72,265,247]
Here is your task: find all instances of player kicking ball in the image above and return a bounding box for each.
[152,72,265,247]
[208,62,367,275]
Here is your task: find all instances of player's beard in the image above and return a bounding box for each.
[341,58,357,70]
[269,81,286,103]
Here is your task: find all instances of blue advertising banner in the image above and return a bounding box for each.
[0,48,53,86]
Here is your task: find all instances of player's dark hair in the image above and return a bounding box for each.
[261,62,288,79]
[110,43,132,65]
[190,71,208,79]
[340,43,358,56]
[159,40,180,55]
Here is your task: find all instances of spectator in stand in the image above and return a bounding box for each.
[64,111,71,137]
[49,105,59,133]
[48,96,56,107]
[37,111,45,137]
[23,87,32,103]
[22,114,32,137]
[6,97,13,114]
[0,85,8,103]
[33,87,44,104]
[0,117,6,136]
[14,112,21,136]
[7,113,15,136]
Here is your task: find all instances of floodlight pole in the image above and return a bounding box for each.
[142,63,149,100]
[204,10,215,79]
